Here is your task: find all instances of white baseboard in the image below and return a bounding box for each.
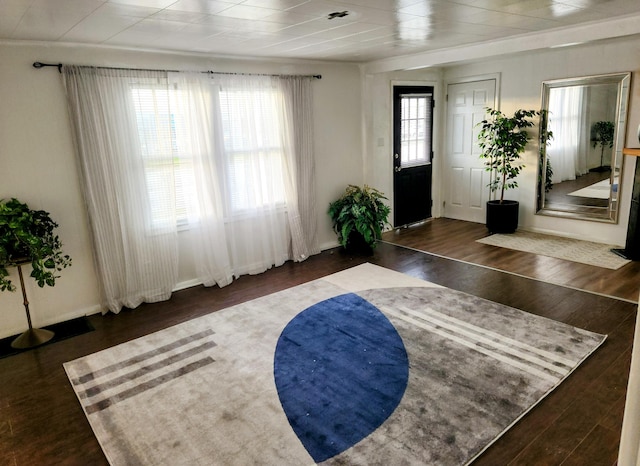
[320,240,340,251]
[0,303,103,340]
[0,243,358,340]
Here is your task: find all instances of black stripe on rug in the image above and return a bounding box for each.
[0,316,95,359]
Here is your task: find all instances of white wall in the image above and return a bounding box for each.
[2,36,637,338]
[0,42,363,338]
[364,36,640,245]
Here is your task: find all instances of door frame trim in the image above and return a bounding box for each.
[444,72,501,103]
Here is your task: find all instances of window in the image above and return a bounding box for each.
[131,83,196,227]
[63,66,317,308]
[219,86,287,214]
[130,79,288,227]
[399,93,433,167]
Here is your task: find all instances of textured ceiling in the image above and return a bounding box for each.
[2,0,640,63]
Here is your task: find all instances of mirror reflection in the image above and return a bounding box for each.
[537,72,630,223]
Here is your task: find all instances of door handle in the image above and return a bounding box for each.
[395,166,402,172]
[394,153,399,159]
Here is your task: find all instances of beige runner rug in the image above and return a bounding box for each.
[477,230,630,269]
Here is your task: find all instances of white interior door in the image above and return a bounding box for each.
[443,79,497,223]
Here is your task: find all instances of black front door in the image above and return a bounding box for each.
[393,86,434,227]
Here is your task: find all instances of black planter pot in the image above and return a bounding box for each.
[345,232,374,256]
[486,200,519,233]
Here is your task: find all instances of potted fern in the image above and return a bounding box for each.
[0,198,72,348]
[478,108,540,233]
[328,185,391,254]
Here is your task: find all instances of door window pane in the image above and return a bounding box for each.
[400,94,432,167]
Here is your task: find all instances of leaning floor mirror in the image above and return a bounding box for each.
[537,72,631,222]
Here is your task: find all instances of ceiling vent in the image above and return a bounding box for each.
[328,11,349,20]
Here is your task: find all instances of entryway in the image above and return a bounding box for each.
[443,78,497,223]
[392,85,434,227]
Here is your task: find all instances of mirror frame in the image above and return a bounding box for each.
[537,72,631,223]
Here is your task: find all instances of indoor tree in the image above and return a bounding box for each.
[591,120,615,170]
[477,108,540,233]
[478,107,540,202]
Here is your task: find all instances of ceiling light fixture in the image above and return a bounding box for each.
[328,11,349,20]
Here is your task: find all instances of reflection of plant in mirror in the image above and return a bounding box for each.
[591,121,614,169]
[539,109,554,193]
[591,121,615,149]
[478,108,540,202]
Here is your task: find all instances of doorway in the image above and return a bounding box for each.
[392,85,434,227]
[443,79,497,223]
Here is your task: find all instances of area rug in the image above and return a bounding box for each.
[567,177,617,199]
[477,230,630,270]
[64,264,605,465]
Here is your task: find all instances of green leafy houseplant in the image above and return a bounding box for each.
[477,108,540,233]
[591,120,615,168]
[0,198,72,291]
[478,108,540,202]
[539,109,554,194]
[592,120,615,150]
[328,185,391,251]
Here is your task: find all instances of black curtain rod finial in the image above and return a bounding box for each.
[33,61,62,73]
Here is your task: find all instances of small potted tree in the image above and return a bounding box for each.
[0,198,72,348]
[478,108,540,233]
[328,185,391,254]
[591,120,615,171]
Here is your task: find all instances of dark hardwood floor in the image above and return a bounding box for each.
[382,217,640,303]
[0,227,637,465]
[544,169,611,214]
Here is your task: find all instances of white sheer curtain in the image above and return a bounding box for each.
[548,86,588,183]
[63,67,179,312]
[279,76,319,260]
[63,66,318,313]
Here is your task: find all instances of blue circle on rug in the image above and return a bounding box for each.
[273,293,409,462]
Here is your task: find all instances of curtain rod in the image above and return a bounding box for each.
[32,61,321,79]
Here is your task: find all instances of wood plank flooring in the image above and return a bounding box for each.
[0,231,637,465]
[382,217,640,303]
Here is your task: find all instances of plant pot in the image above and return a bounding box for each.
[486,200,519,234]
[345,232,374,256]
